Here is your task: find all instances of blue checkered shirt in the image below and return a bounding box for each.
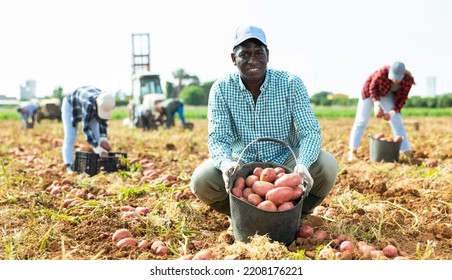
[208,68,322,171]
[68,86,108,147]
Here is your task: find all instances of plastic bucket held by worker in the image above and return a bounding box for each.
[369,135,401,163]
[227,138,311,245]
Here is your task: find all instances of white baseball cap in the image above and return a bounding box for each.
[233,25,267,48]
[96,91,116,120]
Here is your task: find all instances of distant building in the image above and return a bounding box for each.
[20,80,36,100]
[426,76,436,97]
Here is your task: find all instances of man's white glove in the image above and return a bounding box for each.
[222,161,240,189]
[93,145,108,157]
[294,164,314,188]
[373,101,383,117]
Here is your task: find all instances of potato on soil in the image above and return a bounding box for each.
[339,240,355,252]
[382,244,398,258]
[297,225,314,238]
[192,249,213,260]
[112,228,132,242]
[259,167,277,182]
[151,240,168,256]
[116,237,138,247]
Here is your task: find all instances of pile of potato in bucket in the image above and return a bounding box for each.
[230,166,304,211]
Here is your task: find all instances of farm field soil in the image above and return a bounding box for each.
[0,117,451,260]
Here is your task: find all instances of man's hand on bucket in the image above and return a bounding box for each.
[294,164,314,188]
[222,161,240,188]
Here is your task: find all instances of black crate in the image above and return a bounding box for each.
[75,151,128,176]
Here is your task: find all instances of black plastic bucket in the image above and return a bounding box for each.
[227,138,311,245]
[369,135,401,162]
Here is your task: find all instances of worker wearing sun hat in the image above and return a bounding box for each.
[61,86,116,174]
[348,61,416,163]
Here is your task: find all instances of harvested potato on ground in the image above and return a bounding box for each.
[112,228,132,242]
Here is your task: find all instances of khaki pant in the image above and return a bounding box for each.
[190,150,339,215]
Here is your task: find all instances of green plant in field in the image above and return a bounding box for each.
[416,240,436,260]
[287,249,309,260]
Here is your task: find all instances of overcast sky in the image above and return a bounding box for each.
[1,0,451,99]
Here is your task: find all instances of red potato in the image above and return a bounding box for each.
[233,177,246,190]
[251,181,275,197]
[260,167,277,182]
[297,225,314,238]
[242,187,254,199]
[192,249,213,260]
[358,241,376,253]
[155,245,168,256]
[265,186,294,206]
[245,175,259,187]
[382,245,398,258]
[135,206,150,216]
[151,240,165,252]
[231,187,243,198]
[291,186,304,200]
[340,240,355,253]
[274,173,285,181]
[277,201,294,211]
[253,167,263,177]
[383,113,391,121]
[310,229,328,244]
[274,167,286,175]
[112,228,132,242]
[247,193,263,206]
[100,140,111,151]
[394,136,403,142]
[151,240,168,256]
[257,200,277,211]
[116,237,137,247]
[138,240,150,249]
[274,173,303,188]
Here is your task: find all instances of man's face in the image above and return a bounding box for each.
[231,39,269,84]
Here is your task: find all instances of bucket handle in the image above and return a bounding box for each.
[236,137,298,166]
[229,137,311,195]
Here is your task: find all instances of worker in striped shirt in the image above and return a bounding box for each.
[190,26,339,225]
[61,86,116,174]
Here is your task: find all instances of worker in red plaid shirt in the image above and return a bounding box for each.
[348,62,416,162]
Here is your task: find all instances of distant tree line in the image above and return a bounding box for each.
[310,91,452,108]
[44,71,452,108]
